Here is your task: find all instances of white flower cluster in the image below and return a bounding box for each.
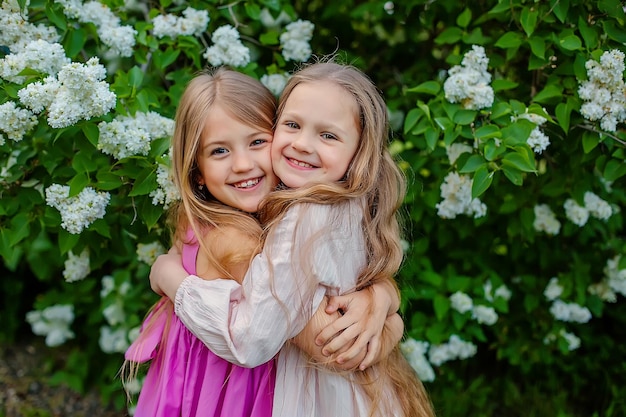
[26,304,75,347]
[0,1,59,53]
[0,101,37,144]
[63,248,90,282]
[152,7,209,39]
[589,255,626,302]
[544,329,581,351]
[446,142,473,165]
[0,40,70,84]
[578,49,626,132]
[19,57,117,128]
[99,274,133,354]
[150,158,180,209]
[428,335,477,366]
[99,326,130,353]
[56,0,137,57]
[399,338,435,382]
[45,184,111,234]
[261,73,291,96]
[280,19,314,62]
[98,111,174,160]
[563,191,613,227]
[136,241,166,264]
[203,25,250,68]
[483,280,512,302]
[532,204,561,235]
[101,274,131,299]
[443,45,494,110]
[513,110,550,154]
[436,171,487,219]
[549,299,592,323]
[543,277,563,301]
[450,291,499,326]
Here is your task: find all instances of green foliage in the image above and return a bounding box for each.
[1,0,625,415]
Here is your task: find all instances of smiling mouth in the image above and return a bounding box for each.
[233,177,261,188]
[288,157,315,168]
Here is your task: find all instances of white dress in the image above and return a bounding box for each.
[174,199,399,416]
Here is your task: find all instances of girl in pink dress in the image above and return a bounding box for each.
[124,68,403,417]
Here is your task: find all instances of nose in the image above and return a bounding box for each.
[291,132,313,153]
[232,150,254,173]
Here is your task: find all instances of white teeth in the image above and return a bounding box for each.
[289,158,313,168]
[234,178,260,188]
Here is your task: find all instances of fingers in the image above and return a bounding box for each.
[315,314,355,347]
[358,336,380,370]
[325,294,350,314]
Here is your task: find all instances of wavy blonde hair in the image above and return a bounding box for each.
[259,60,435,417]
[122,67,276,396]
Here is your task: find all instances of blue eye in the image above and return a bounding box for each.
[285,121,299,129]
[211,147,228,155]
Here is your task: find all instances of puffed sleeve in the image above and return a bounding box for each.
[174,201,365,367]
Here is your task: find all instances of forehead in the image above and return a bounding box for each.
[283,81,360,123]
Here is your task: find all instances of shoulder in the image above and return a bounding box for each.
[285,199,364,234]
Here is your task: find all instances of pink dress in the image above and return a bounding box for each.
[125,235,275,417]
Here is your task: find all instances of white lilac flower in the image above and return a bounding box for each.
[543,277,563,301]
[587,280,617,303]
[259,9,291,28]
[445,142,473,165]
[18,76,61,113]
[583,191,612,220]
[533,204,561,235]
[99,326,130,353]
[203,25,250,68]
[436,171,487,219]
[549,299,592,323]
[63,248,90,282]
[150,159,180,209]
[45,184,111,234]
[471,305,498,325]
[450,291,473,314]
[563,199,590,227]
[428,334,477,366]
[57,0,137,57]
[280,19,314,62]
[513,110,550,154]
[47,57,117,128]
[152,7,210,38]
[0,40,70,83]
[100,275,115,298]
[260,73,290,96]
[578,49,626,132]
[136,241,166,264]
[103,302,125,326]
[0,101,38,142]
[400,338,435,382]
[603,255,626,297]
[26,304,75,347]
[559,329,581,351]
[443,45,494,110]
[98,111,174,159]
[0,2,60,53]
[495,285,512,300]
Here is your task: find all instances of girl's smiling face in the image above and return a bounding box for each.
[271,81,360,188]
[197,104,277,213]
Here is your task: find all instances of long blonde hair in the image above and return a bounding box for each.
[122,67,276,396]
[259,60,434,417]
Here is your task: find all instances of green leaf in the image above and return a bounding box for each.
[72,150,98,174]
[559,35,582,51]
[502,150,537,173]
[453,110,477,125]
[502,120,535,146]
[527,36,546,59]
[603,158,626,181]
[472,165,493,199]
[435,27,463,44]
[603,20,626,43]
[154,48,180,69]
[495,32,524,49]
[69,172,90,196]
[406,81,441,95]
[82,124,99,148]
[492,79,518,92]
[456,8,472,29]
[58,229,80,255]
[520,6,539,37]
[484,139,505,161]
[96,171,123,190]
[502,164,524,185]
[128,66,144,89]
[474,124,502,140]
[555,102,571,133]
[581,131,599,154]
[578,17,598,49]
[433,294,450,320]
[129,167,157,196]
[9,212,30,246]
[459,155,485,173]
[532,84,562,104]
[141,199,165,230]
[403,108,423,134]
[424,128,439,151]
[551,0,569,23]
[244,2,262,20]
[64,28,86,58]
[259,31,280,45]
[45,4,67,30]
[490,102,512,120]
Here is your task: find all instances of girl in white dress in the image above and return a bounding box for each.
[151,61,435,417]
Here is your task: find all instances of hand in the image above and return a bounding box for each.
[149,246,186,300]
